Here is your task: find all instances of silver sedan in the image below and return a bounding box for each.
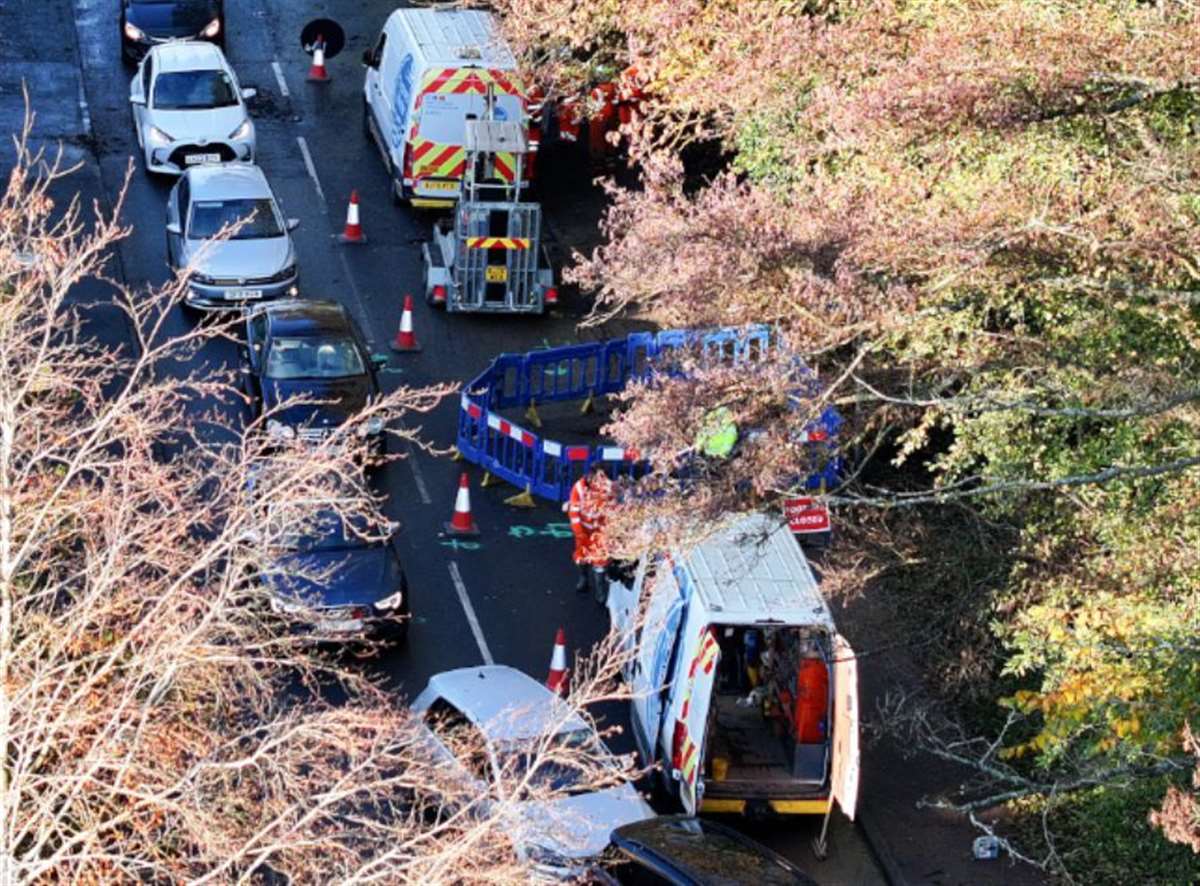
[166,163,300,311]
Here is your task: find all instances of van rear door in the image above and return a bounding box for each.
[674,624,721,815]
[830,634,860,820]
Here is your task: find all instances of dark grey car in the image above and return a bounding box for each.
[166,163,299,311]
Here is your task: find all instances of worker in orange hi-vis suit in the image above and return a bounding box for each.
[586,82,620,161]
[566,463,613,593]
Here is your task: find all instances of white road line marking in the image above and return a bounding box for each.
[296,135,326,206]
[296,137,374,344]
[271,61,291,98]
[448,562,494,665]
[76,75,91,135]
[406,442,432,504]
[337,249,377,349]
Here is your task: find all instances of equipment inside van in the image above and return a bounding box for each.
[361,8,533,208]
[608,514,859,846]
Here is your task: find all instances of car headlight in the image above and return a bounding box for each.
[123,21,147,42]
[267,419,295,441]
[148,125,174,145]
[374,590,404,611]
[228,120,252,141]
[200,17,221,38]
[357,416,385,437]
[189,270,216,285]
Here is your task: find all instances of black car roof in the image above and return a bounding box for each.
[610,816,817,886]
[263,300,353,337]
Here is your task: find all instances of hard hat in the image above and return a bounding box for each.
[696,407,738,459]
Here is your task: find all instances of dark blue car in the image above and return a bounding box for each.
[240,300,389,458]
[121,0,225,63]
[264,510,410,644]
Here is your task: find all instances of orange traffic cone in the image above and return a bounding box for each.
[307,36,331,83]
[339,190,366,243]
[390,294,422,353]
[443,472,479,537]
[546,627,569,697]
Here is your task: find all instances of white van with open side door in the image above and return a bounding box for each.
[361,8,532,209]
[608,513,859,820]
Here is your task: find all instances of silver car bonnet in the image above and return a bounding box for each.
[519,782,654,859]
[182,235,292,279]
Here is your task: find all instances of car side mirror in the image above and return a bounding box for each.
[286,218,300,232]
[362,49,378,69]
[241,87,258,100]
[166,222,182,236]
[370,353,389,369]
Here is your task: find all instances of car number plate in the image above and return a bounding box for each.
[186,153,221,165]
[228,289,263,300]
[319,618,363,634]
[485,265,508,283]
[421,180,458,192]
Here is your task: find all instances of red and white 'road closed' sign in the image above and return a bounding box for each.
[785,497,831,534]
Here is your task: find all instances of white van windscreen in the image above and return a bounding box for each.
[418,93,523,145]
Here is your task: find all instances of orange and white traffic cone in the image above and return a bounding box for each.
[390,294,422,353]
[546,627,569,697]
[307,36,331,83]
[339,190,366,243]
[443,472,479,537]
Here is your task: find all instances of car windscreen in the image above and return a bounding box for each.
[265,337,365,380]
[282,510,375,552]
[153,70,237,110]
[188,199,281,240]
[499,729,602,796]
[417,92,523,146]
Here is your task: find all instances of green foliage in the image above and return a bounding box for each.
[1014,775,1199,884]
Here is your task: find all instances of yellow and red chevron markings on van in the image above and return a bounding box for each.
[466,237,530,250]
[411,140,467,179]
[417,67,524,101]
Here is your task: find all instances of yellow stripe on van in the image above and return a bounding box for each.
[699,798,746,814]
[698,798,832,815]
[769,799,832,815]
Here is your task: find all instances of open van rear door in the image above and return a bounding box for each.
[676,625,721,815]
[830,634,860,820]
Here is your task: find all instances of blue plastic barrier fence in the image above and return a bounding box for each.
[455,326,841,504]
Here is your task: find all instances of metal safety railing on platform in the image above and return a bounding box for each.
[455,326,842,505]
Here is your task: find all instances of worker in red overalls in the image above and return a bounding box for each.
[566,464,612,594]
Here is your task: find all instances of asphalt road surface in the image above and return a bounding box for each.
[9,1,888,881]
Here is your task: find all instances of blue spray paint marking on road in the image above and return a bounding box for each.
[507,522,574,540]
[532,339,571,377]
[440,539,482,551]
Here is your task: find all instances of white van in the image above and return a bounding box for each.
[361,8,531,208]
[608,513,860,819]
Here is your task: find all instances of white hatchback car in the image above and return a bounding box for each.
[412,666,654,878]
[129,41,256,175]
